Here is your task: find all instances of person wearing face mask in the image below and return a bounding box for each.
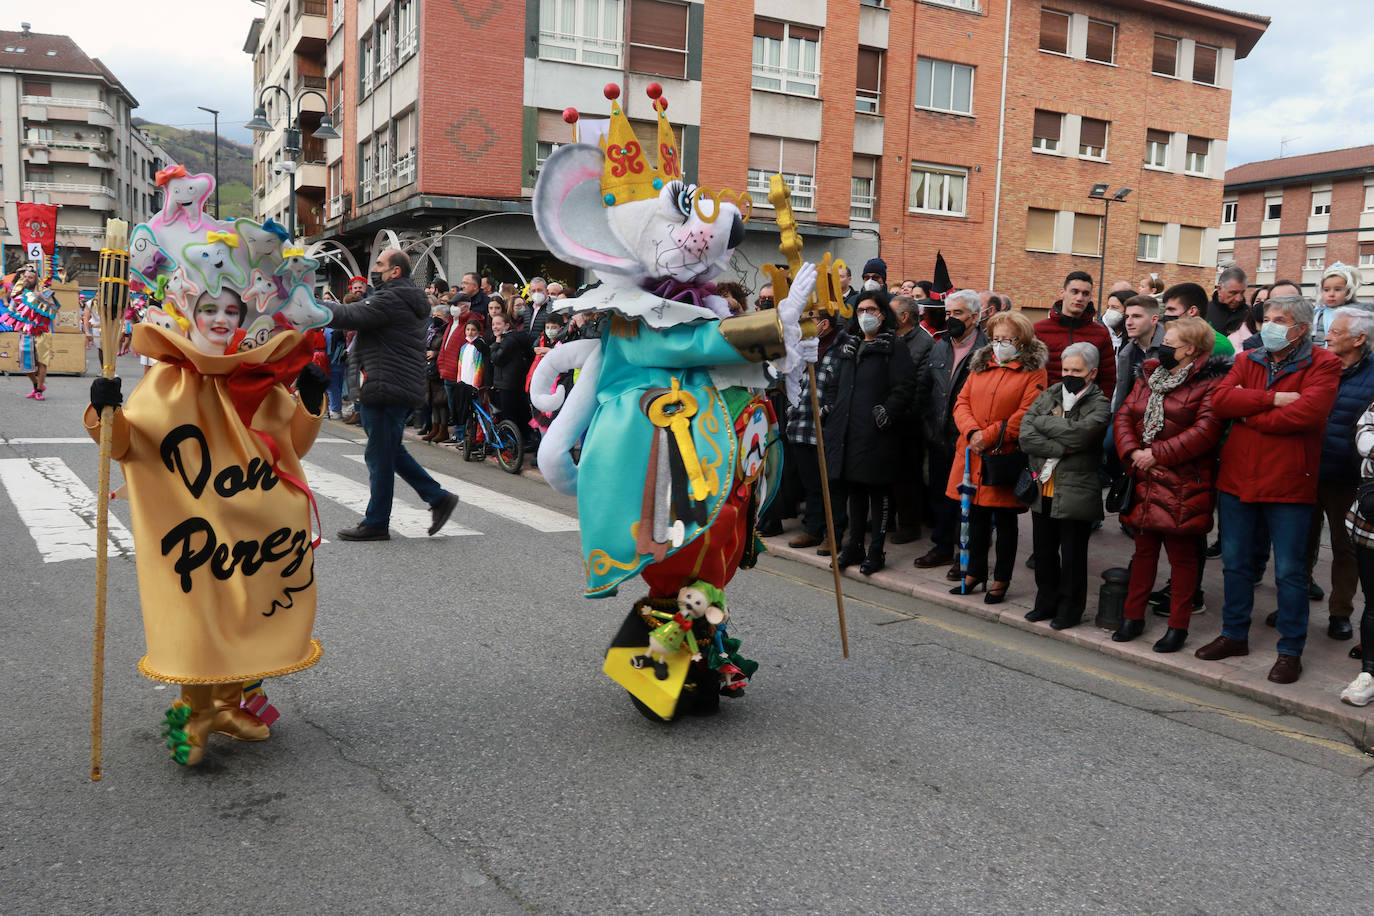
[782,307,851,551]
[820,288,917,575]
[525,276,552,338]
[890,295,936,544]
[527,311,573,441]
[1159,282,1235,357]
[1198,295,1342,683]
[1100,289,1131,351]
[419,302,451,441]
[913,289,988,572]
[1019,342,1111,630]
[945,310,1048,603]
[1111,318,1228,651]
[859,257,887,296]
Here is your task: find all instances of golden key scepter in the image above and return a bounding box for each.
[764,175,851,658]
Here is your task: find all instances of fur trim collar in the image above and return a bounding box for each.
[1138,352,1233,382]
[969,337,1049,372]
[838,329,897,359]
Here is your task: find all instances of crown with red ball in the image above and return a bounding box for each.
[563,83,683,208]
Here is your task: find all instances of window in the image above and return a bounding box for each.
[926,0,977,8]
[1307,246,1326,270]
[851,156,877,220]
[1145,129,1170,168]
[22,79,51,96]
[1222,201,1237,223]
[1365,185,1374,211]
[1178,226,1203,265]
[1360,243,1374,269]
[1185,136,1210,174]
[1266,198,1282,220]
[1072,213,1102,256]
[1026,208,1057,251]
[628,0,688,78]
[1039,9,1069,54]
[540,0,625,68]
[1086,19,1116,64]
[1193,43,1218,85]
[1152,35,1179,76]
[394,111,415,185]
[1259,249,1278,271]
[747,135,817,210]
[908,163,967,216]
[1312,190,1332,216]
[397,0,418,60]
[376,15,392,78]
[752,19,820,96]
[915,58,973,115]
[1032,109,1062,152]
[1137,221,1163,261]
[359,33,374,95]
[856,48,883,114]
[535,141,557,175]
[1079,118,1108,159]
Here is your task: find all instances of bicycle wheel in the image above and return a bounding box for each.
[462,414,479,461]
[495,419,524,474]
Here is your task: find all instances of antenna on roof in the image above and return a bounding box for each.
[1280,136,1300,158]
[20,21,31,36]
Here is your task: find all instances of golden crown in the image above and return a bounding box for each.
[565,83,683,208]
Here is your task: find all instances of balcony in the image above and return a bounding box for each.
[22,95,117,128]
[24,180,117,210]
[328,195,343,221]
[397,29,417,62]
[538,31,623,68]
[359,177,374,204]
[292,0,328,48]
[299,74,327,91]
[393,150,415,188]
[301,137,327,164]
[296,162,327,192]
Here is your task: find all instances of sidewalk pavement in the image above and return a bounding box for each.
[761,512,1374,749]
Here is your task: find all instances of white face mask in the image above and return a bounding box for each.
[531,292,548,305]
[862,279,882,292]
[858,312,882,334]
[992,341,1019,363]
[1101,309,1124,330]
[450,305,463,318]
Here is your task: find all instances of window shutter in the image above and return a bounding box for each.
[629,0,688,77]
[537,109,571,141]
[1080,118,1107,149]
[1026,209,1056,250]
[781,139,816,175]
[1033,109,1061,141]
[1072,213,1102,255]
[1152,35,1177,75]
[1086,20,1115,63]
[1192,44,1218,84]
[789,24,820,42]
[748,134,777,171]
[1186,135,1210,155]
[1147,128,1171,146]
[852,155,876,180]
[1178,226,1203,265]
[754,18,784,41]
[1039,9,1069,54]
[1139,221,1163,237]
[857,48,882,94]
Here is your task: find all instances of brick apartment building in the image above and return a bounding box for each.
[1219,145,1374,298]
[245,0,1267,304]
[0,24,171,281]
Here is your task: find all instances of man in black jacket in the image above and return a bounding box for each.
[329,249,460,540]
[891,295,937,543]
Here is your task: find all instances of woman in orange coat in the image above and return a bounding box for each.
[947,310,1048,603]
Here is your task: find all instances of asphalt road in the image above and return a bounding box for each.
[2,359,1372,915]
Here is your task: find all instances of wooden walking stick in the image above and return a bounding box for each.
[91,219,130,781]
[763,175,853,658]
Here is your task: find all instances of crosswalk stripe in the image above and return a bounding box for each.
[343,454,578,532]
[297,459,481,538]
[1,436,362,445]
[0,457,136,563]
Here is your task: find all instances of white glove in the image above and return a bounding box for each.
[785,368,803,410]
[776,262,817,377]
[799,337,819,364]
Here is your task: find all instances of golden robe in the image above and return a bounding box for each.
[85,324,323,684]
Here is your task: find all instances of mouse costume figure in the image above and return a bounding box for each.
[529,83,812,721]
[84,172,332,766]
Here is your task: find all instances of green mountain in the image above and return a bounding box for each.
[133,119,254,220]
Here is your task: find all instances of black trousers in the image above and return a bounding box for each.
[928,444,957,555]
[1031,501,1093,618]
[966,504,1019,583]
[493,387,531,432]
[763,437,803,527]
[786,441,827,537]
[844,482,891,559]
[1354,545,1374,675]
[892,427,926,535]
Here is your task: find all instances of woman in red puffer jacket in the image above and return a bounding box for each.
[1112,317,1230,653]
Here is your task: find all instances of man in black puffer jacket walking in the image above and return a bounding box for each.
[329,249,459,540]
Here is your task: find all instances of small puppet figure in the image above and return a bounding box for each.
[631,580,726,680]
[85,172,332,766]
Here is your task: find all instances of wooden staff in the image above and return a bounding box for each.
[91,219,129,781]
[763,175,851,657]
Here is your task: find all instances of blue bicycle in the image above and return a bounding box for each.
[462,394,525,474]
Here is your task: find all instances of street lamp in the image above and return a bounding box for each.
[245,84,341,239]
[197,106,220,219]
[1087,184,1132,311]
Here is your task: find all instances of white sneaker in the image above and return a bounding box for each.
[1340,672,1374,706]
[330,410,343,420]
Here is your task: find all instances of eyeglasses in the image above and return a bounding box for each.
[990,337,1019,346]
[856,305,882,314]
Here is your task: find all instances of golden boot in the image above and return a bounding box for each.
[210,682,271,741]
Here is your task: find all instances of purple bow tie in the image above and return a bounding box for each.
[645,277,717,310]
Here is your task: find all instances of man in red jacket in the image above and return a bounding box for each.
[1196,294,1341,684]
[1033,270,1117,398]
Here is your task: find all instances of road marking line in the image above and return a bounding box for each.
[2,436,360,445]
[298,459,481,538]
[344,454,578,533]
[0,457,136,563]
[758,562,1369,760]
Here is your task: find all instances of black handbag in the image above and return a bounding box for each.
[1013,468,1039,506]
[1357,478,1374,519]
[979,421,1028,487]
[1106,470,1136,515]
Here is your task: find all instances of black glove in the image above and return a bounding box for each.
[296,364,329,415]
[873,403,891,431]
[90,377,122,412]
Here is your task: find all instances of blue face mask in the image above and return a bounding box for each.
[1260,321,1293,352]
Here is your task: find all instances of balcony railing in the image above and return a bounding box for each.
[300,74,327,90]
[376,167,392,195]
[25,138,109,152]
[397,29,417,61]
[21,95,115,116]
[538,31,623,68]
[328,196,343,220]
[58,225,107,238]
[331,0,344,31]
[359,177,374,203]
[302,138,327,164]
[361,70,375,97]
[850,191,876,221]
[24,180,115,196]
[394,150,415,187]
[299,0,327,19]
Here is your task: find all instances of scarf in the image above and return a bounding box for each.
[644,276,718,310]
[1142,364,1189,444]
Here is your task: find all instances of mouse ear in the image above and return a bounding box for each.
[533,143,640,279]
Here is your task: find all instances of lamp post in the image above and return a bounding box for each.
[197,106,220,219]
[1087,183,1132,311]
[244,85,340,239]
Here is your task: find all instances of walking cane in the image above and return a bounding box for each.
[764,174,852,657]
[91,219,130,781]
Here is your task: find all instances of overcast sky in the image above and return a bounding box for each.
[23,0,1372,169]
